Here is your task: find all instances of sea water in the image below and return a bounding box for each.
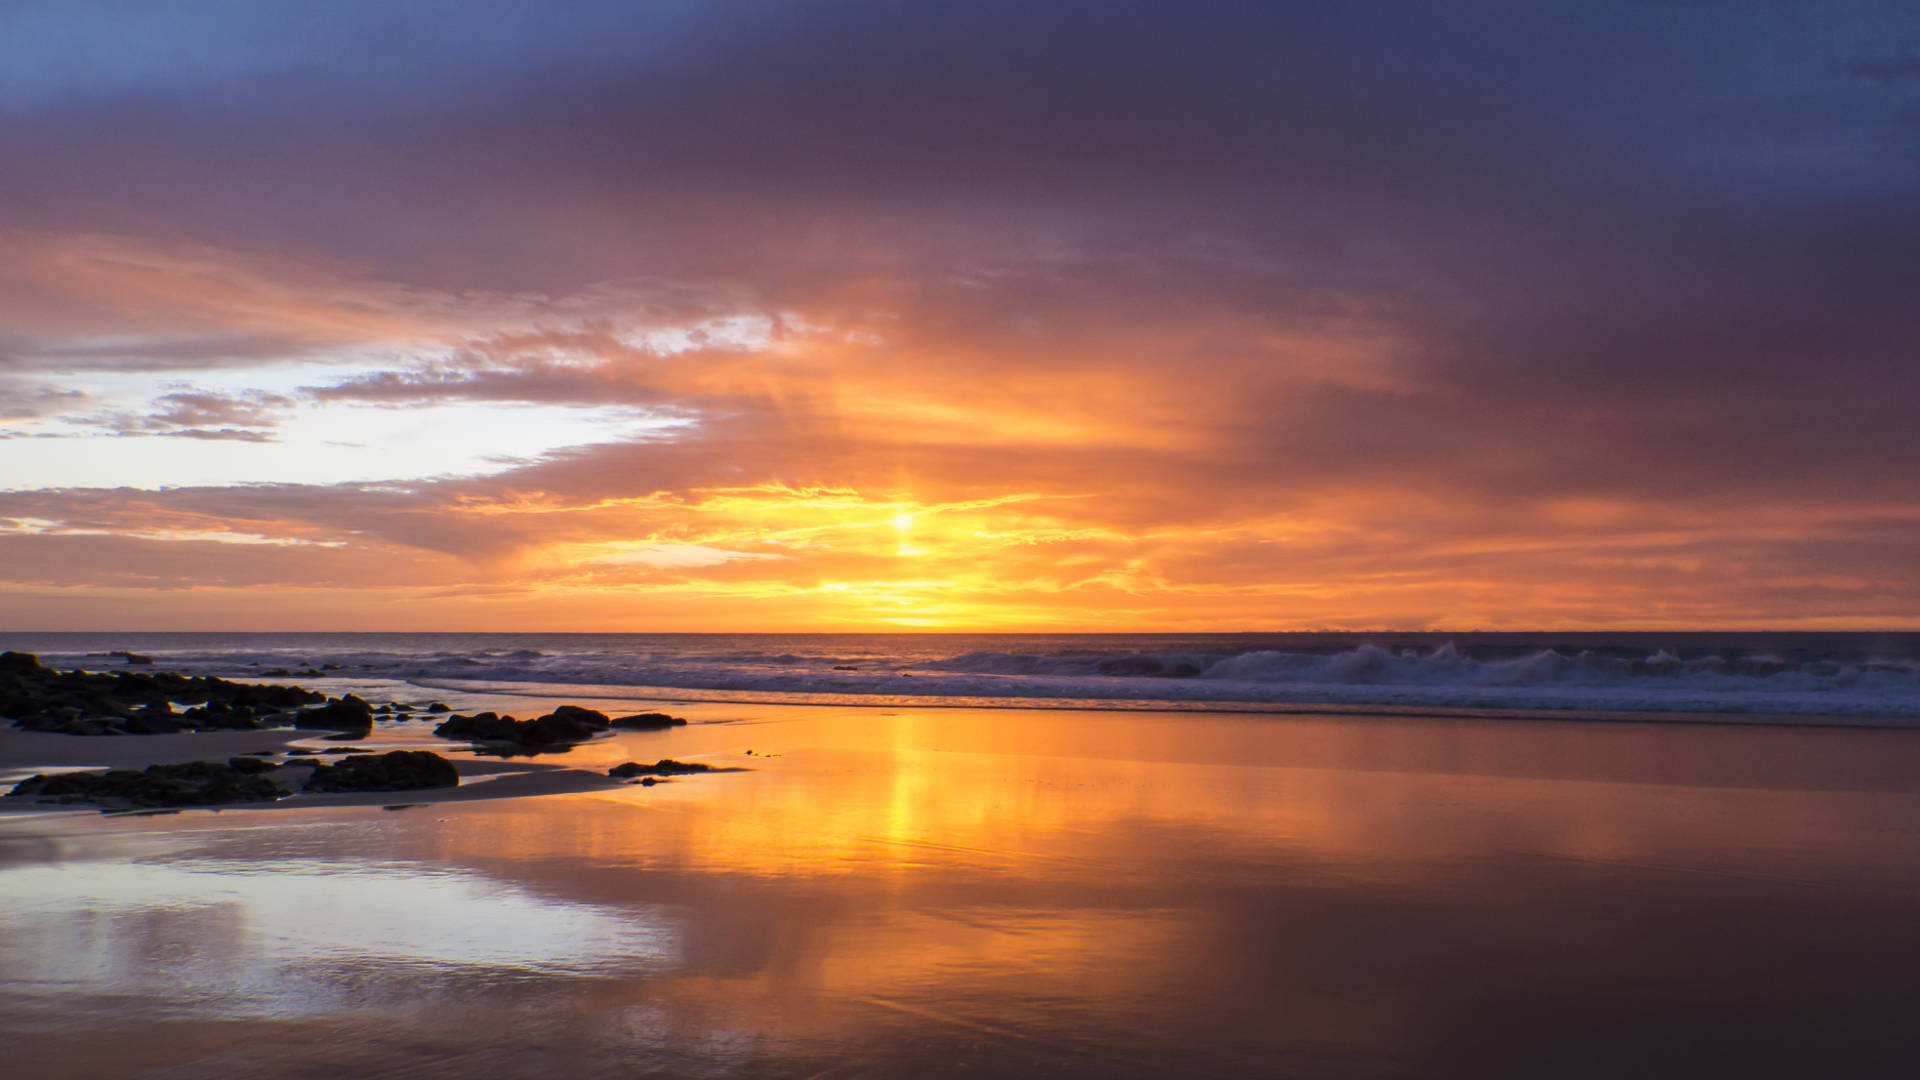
[5,630,1920,719]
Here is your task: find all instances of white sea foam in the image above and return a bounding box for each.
[11,633,1920,720]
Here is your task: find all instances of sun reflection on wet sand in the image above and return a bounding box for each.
[5,705,1920,1077]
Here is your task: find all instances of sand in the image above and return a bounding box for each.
[8,692,1920,1077]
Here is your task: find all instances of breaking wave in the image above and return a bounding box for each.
[11,632,1920,720]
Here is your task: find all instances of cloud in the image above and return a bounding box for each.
[0,379,87,421]
[141,389,293,433]
[0,1,1916,627]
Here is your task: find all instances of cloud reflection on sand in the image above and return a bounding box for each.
[0,857,677,1019]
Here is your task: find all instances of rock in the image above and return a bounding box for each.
[301,750,459,793]
[6,760,285,808]
[608,759,714,778]
[424,701,452,713]
[433,707,606,749]
[611,711,688,730]
[295,694,374,736]
[833,664,858,670]
[182,702,264,730]
[121,711,187,735]
[226,756,278,774]
[2,656,328,737]
[541,704,611,727]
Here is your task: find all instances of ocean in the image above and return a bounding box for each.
[6,629,1920,720]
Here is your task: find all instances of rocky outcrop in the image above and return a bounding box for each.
[6,749,462,807]
[608,759,714,778]
[301,750,459,793]
[6,758,288,808]
[611,711,688,730]
[432,705,610,749]
[294,694,375,736]
[1,650,330,736]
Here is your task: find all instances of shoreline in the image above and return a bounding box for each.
[11,653,1920,820]
[10,629,1920,726]
[400,676,1920,730]
[0,653,696,814]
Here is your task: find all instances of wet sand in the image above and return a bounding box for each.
[6,691,1920,1077]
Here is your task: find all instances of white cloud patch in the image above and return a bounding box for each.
[589,542,788,569]
[0,517,344,547]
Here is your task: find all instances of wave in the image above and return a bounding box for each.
[15,635,1920,720]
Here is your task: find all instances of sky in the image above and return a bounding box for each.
[2,0,1917,631]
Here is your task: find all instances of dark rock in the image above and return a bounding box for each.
[321,746,371,754]
[226,756,278,774]
[286,748,321,755]
[540,704,611,728]
[183,702,264,730]
[4,656,327,737]
[121,711,187,735]
[295,694,374,736]
[261,668,292,677]
[1,651,43,671]
[301,750,459,793]
[425,701,452,713]
[833,664,858,670]
[611,711,688,731]
[608,759,714,778]
[6,760,285,808]
[433,708,605,749]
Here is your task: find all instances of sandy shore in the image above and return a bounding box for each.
[7,697,1920,1078]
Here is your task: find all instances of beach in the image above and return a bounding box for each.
[10,2,1918,1073]
[7,674,1920,1077]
